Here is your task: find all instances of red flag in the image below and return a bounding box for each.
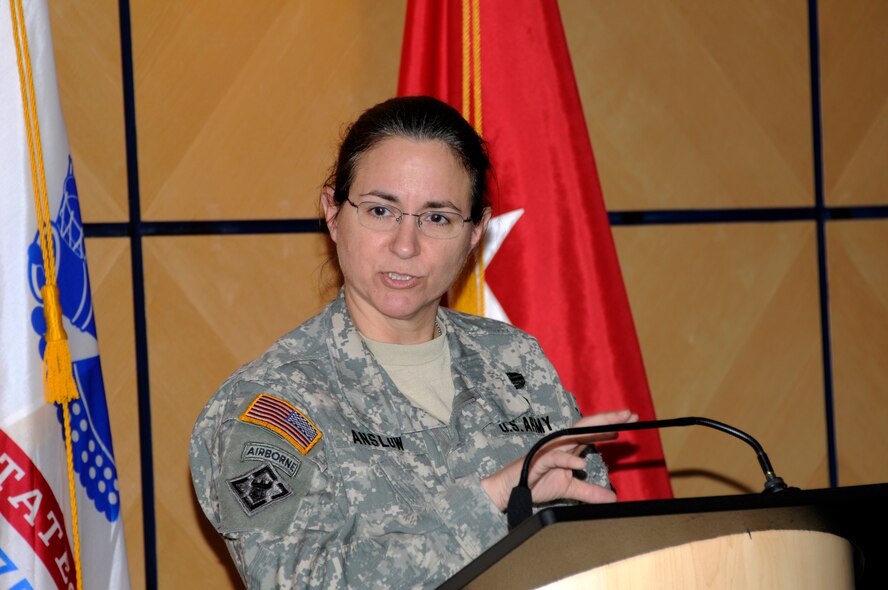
[399,0,672,500]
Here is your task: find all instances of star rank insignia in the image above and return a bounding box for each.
[227,463,292,516]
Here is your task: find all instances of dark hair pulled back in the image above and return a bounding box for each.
[325,96,491,223]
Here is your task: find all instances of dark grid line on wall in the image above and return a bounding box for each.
[807,0,839,489]
[83,205,888,241]
[117,1,156,589]
[102,0,885,587]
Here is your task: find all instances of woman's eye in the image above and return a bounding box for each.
[368,206,392,218]
[425,212,452,225]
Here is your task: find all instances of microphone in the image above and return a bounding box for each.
[506,416,793,529]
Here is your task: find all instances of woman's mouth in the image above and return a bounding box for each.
[382,272,420,287]
[386,272,414,281]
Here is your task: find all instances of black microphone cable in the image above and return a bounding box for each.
[506,416,794,529]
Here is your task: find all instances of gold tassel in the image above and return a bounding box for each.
[41,284,79,404]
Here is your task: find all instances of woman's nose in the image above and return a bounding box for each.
[389,216,421,258]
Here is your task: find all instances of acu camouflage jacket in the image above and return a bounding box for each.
[190,293,609,589]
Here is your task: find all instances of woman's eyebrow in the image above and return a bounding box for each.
[358,191,463,212]
[358,190,399,203]
[423,200,462,212]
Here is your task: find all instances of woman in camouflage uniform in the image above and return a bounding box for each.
[190,96,636,589]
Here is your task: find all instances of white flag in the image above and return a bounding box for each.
[0,1,130,588]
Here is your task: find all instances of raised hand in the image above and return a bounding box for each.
[481,410,638,511]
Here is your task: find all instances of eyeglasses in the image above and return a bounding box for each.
[345,197,472,239]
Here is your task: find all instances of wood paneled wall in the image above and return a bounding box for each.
[49,0,886,587]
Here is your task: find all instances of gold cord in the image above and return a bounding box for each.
[451,0,486,316]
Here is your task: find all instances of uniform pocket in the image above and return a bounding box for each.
[336,444,442,537]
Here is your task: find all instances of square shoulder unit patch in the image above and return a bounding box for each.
[227,463,292,516]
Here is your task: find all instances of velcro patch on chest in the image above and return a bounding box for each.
[240,393,322,455]
[495,415,555,435]
[350,429,405,451]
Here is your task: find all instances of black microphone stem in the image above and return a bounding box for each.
[508,416,791,529]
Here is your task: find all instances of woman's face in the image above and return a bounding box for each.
[323,136,488,340]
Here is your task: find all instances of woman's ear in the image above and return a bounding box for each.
[469,207,493,250]
[321,187,339,243]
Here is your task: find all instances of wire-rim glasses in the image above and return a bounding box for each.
[345,197,472,239]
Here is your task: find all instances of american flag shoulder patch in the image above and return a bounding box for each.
[239,394,322,455]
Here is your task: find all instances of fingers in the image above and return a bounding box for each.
[539,411,634,456]
[556,409,639,448]
[565,481,617,505]
[574,409,638,428]
[528,451,617,505]
[529,450,587,479]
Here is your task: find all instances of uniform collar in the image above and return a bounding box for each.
[325,293,440,434]
[324,292,531,433]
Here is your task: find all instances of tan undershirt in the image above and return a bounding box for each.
[362,327,455,423]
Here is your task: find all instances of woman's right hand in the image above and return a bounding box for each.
[480,410,638,511]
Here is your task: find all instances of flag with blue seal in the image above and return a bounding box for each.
[0,1,131,588]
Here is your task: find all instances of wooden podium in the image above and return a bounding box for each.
[439,483,888,589]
